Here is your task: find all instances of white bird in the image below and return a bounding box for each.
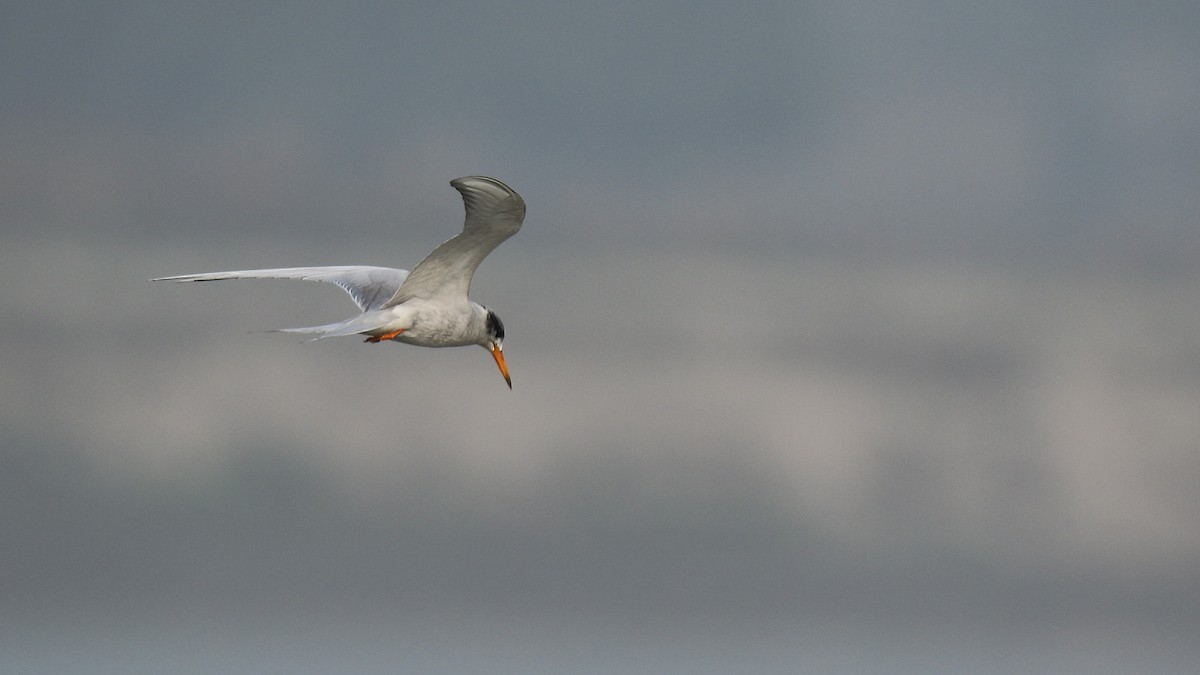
[152,176,525,388]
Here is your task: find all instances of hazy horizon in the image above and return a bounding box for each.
[3,2,1198,673]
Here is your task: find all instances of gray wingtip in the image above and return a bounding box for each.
[451,176,522,202]
[450,176,526,223]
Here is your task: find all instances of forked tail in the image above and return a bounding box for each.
[270,311,397,341]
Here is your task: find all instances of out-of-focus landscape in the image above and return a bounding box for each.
[2,3,1198,673]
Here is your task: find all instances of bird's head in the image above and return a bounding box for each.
[483,308,511,389]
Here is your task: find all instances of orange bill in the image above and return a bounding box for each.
[491,344,512,389]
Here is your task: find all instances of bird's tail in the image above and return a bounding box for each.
[270,311,396,341]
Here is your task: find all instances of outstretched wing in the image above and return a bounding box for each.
[384,176,524,307]
[151,266,409,312]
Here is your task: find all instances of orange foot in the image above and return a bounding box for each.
[365,329,406,343]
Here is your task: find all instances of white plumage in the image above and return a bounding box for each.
[153,176,524,388]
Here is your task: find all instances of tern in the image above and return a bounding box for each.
[153,176,525,388]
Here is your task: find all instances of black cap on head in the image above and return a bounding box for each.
[485,309,505,342]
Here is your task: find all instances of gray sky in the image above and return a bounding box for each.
[3,2,1199,673]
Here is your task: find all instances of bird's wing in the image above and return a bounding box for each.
[384,176,524,307]
[151,266,409,312]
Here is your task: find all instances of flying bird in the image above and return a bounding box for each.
[152,176,525,388]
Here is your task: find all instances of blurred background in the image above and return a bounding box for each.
[2,2,1198,673]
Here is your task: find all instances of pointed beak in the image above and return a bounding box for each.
[490,343,512,389]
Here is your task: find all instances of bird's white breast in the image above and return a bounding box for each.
[392,300,485,348]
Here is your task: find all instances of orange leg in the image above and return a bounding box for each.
[365,328,406,343]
